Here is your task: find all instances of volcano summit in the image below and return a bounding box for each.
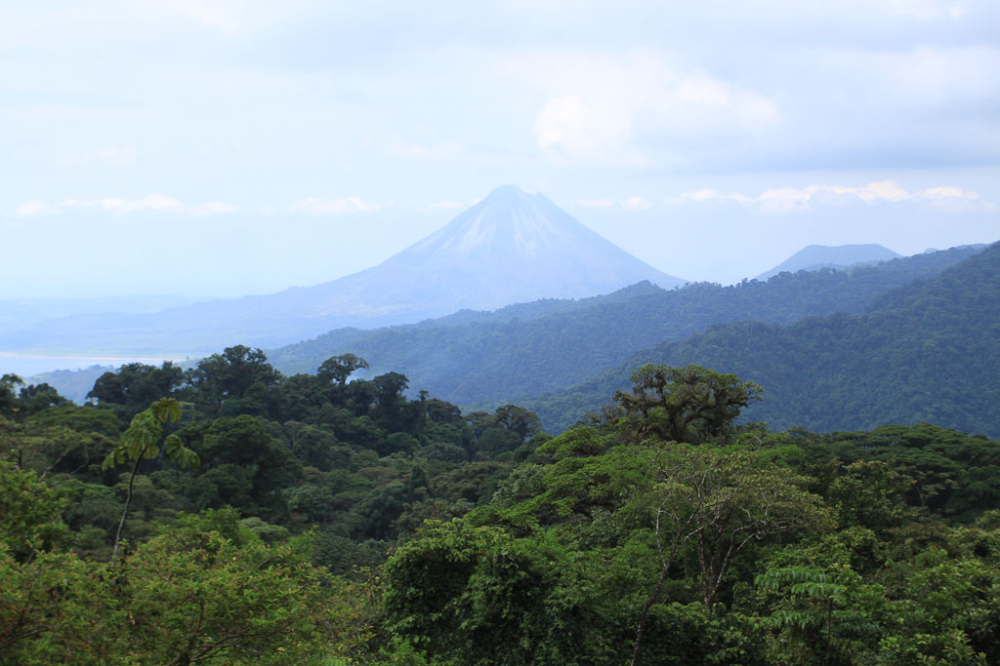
[2,185,685,355]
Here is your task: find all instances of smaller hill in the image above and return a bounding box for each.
[755,244,901,281]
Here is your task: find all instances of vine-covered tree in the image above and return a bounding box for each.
[614,364,762,444]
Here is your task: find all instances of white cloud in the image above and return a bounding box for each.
[159,0,285,34]
[534,93,638,165]
[889,0,968,19]
[17,194,238,216]
[289,196,379,216]
[504,50,780,166]
[671,180,993,214]
[676,189,753,205]
[915,185,995,212]
[15,200,61,217]
[622,196,652,212]
[64,193,185,214]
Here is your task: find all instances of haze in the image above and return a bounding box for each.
[2,1,999,299]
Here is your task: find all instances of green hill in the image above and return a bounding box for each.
[268,245,982,409]
[528,242,1000,436]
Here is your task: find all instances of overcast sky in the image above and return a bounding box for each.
[2,0,998,298]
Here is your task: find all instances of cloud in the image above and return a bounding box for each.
[675,189,753,205]
[64,193,185,214]
[15,200,62,217]
[510,42,1000,171]
[915,185,996,212]
[889,0,968,19]
[622,196,652,212]
[670,180,993,214]
[505,50,780,167]
[16,194,238,216]
[289,196,379,215]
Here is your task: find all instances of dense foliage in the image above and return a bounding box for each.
[530,241,1000,435]
[3,354,1000,663]
[267,246,980,409]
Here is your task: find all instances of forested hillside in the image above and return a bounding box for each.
[269,245,981,408]
[3,360,1000,663]
[530,241,1000,436]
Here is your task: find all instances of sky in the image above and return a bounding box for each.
[2,0,999,298]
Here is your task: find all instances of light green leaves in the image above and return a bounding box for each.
[165,433,200,469]
[101,398,198,471]
[151,397,182,424]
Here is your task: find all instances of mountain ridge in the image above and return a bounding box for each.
[526,241,1000,436]
[755,243,901,281]
[266,244,984,410]
[0,185,683,357]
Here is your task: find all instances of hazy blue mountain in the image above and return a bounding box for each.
[0,186,684,357]
[527,241,1000,436]
[755,244,901,281]
[26,365,114,404]
[0,295,211,331]
[267,244,983,411]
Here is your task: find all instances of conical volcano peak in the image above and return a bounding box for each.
[402,185,579,260]
[4,185,687,353]
[475,184,550,211]
[481,183,533,201]
[381,185,685,310]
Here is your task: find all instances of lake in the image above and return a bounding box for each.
[0,352,194,378]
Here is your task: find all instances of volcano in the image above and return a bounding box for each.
[335,184,685,316]
[2,185,685,354]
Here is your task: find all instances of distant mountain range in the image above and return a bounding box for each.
[266,244,984,413]
[0,185,683,357]
[0,295,211,332]
[527,241,1000,437]
[21,239,999,440]
[754,244,901,281]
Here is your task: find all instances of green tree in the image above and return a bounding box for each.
[755,564,884,664]
[187,345,281,416]
[0,374,23,417]
[317,353,370,386]
[631,446,829,665]
[102,398,199,558]
[17,383,71,417]
[0,461,68,560]
[614,364,763,444]
[382,519,614,664]
[87,361,185,418]
[191,415,301,518]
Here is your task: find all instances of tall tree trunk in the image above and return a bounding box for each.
[112,449,145,562]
